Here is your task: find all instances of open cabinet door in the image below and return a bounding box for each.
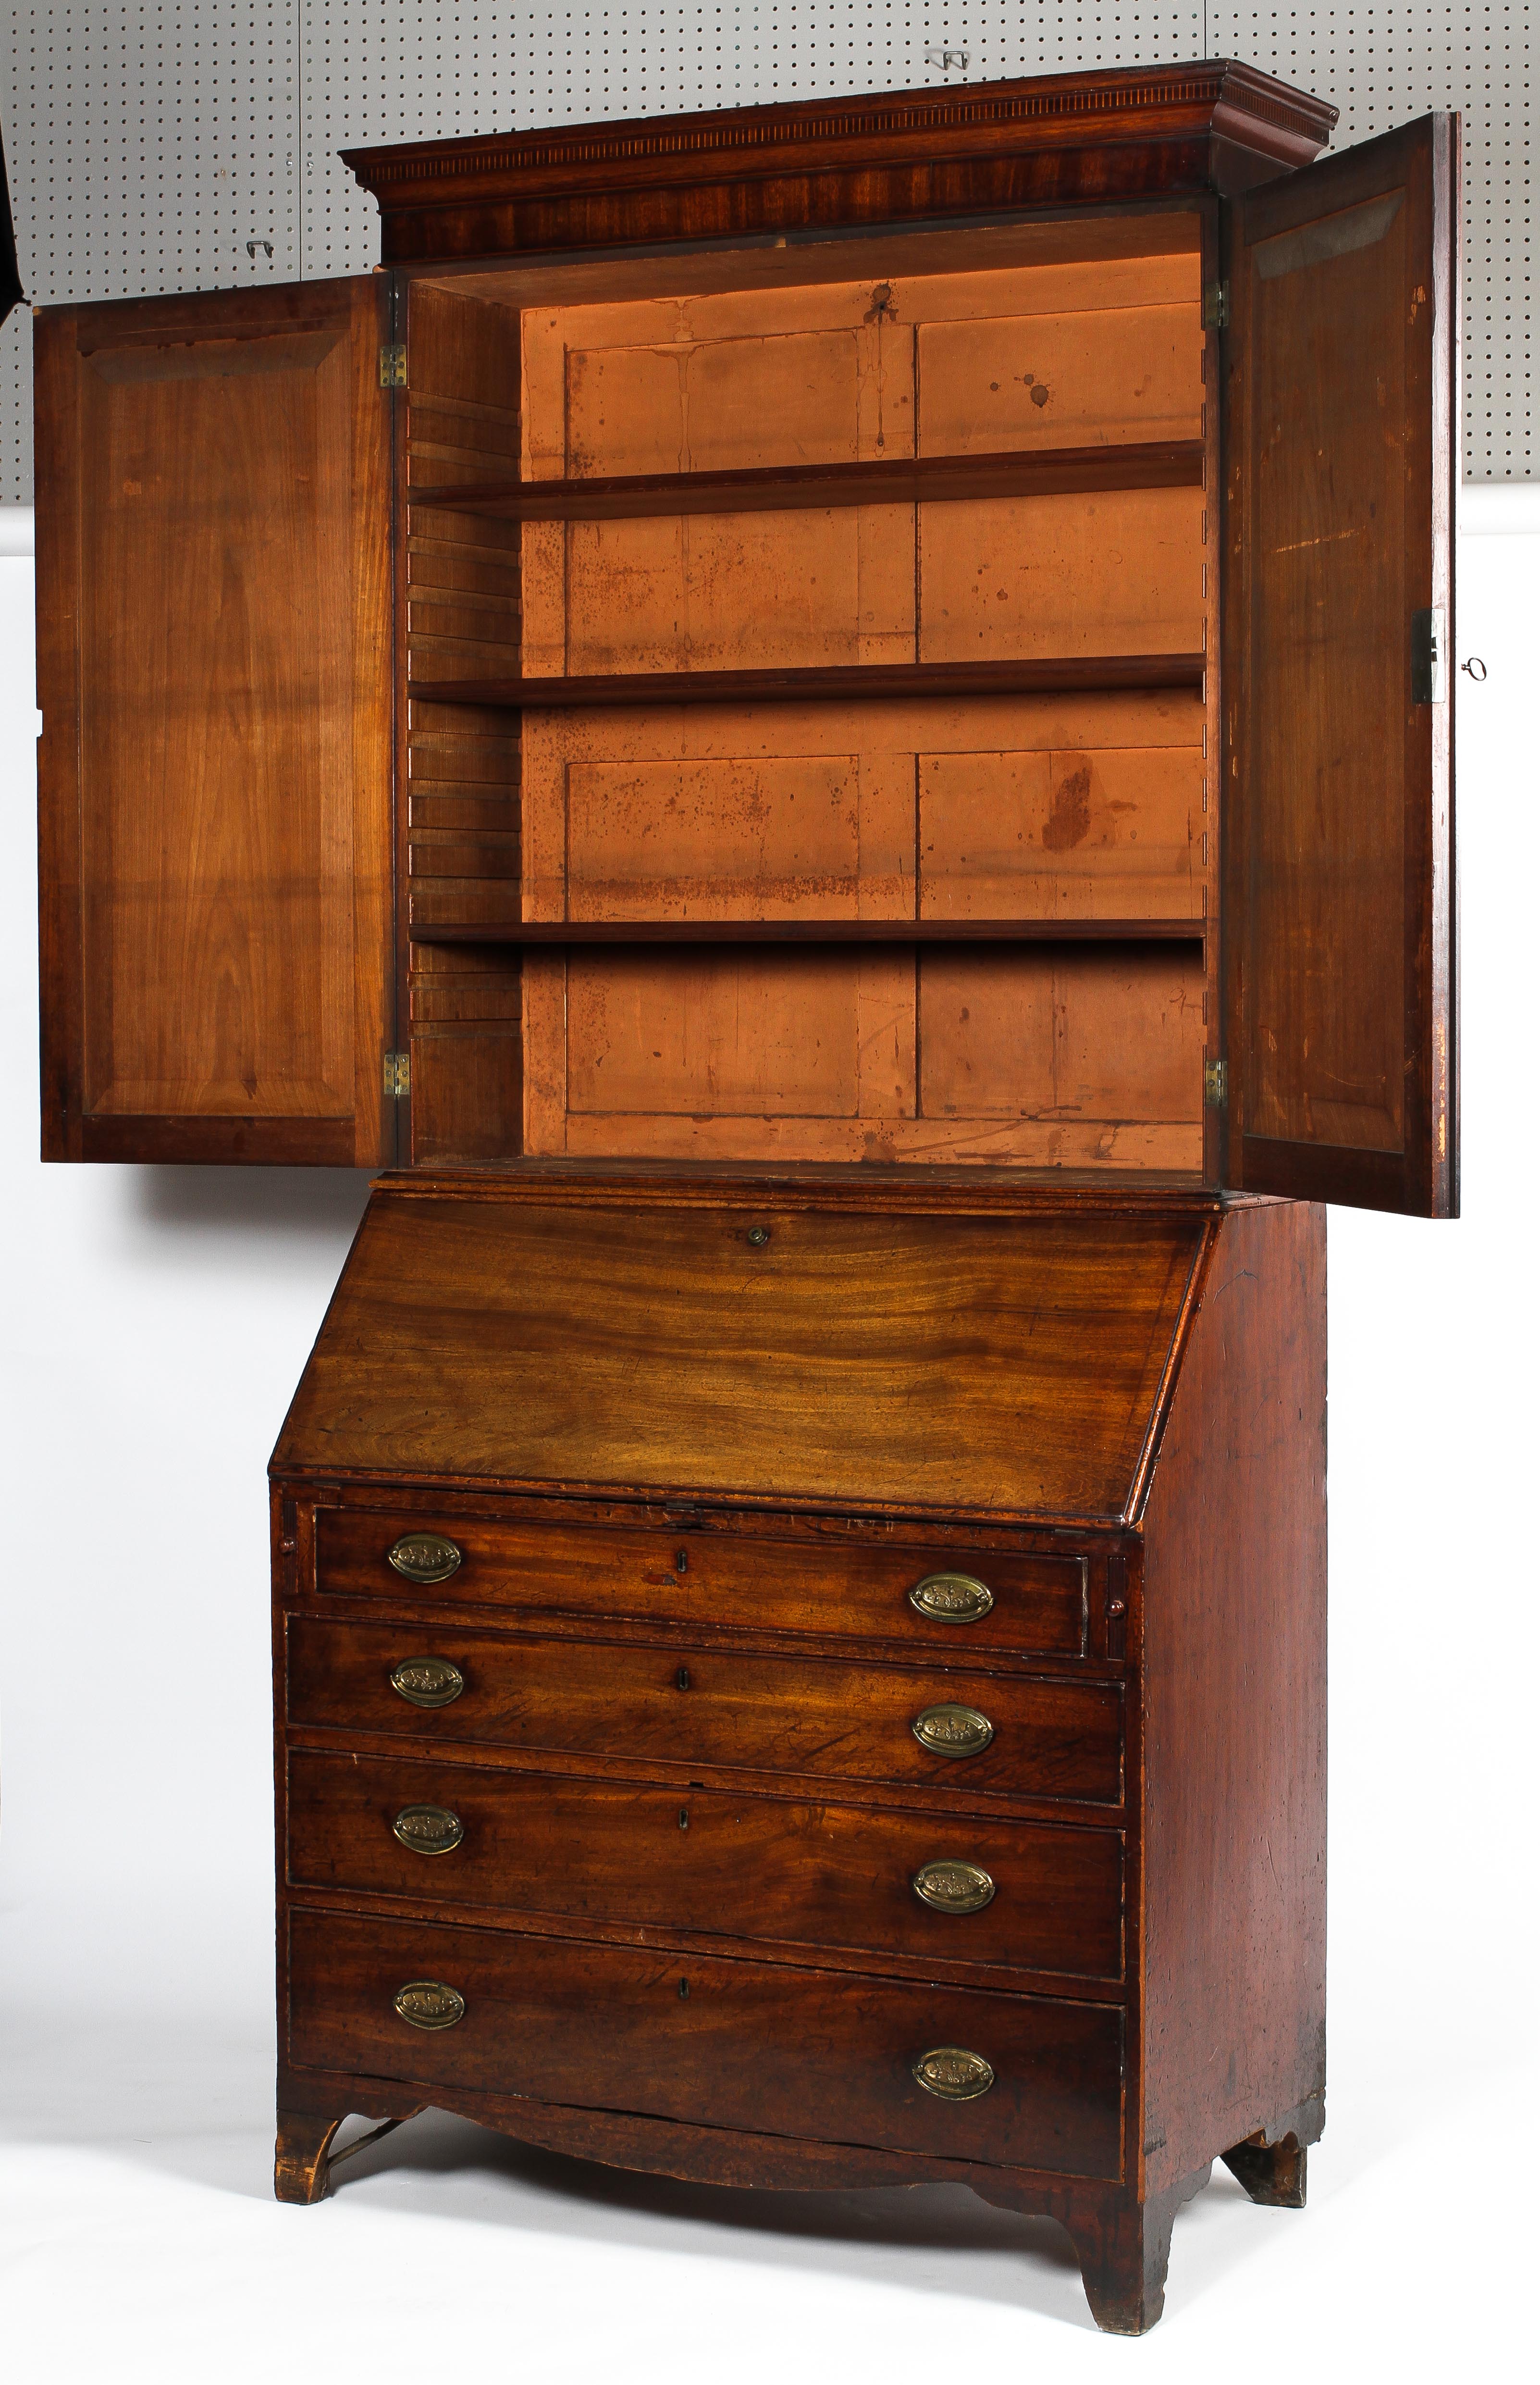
[1221,116,1458,1216]
[37,278,396,1164]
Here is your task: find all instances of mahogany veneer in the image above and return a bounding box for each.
[33,50,1458,2338]
[271,1176,1326,2335]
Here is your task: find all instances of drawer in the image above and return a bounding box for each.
[314,1506,1089,1660]
[287,1908,1124,2181]
[286,1615,1124,1806]
[286,1750,1125,1982]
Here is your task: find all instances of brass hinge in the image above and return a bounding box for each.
[1204,1059,1228,1110]
[383,1050,411,1097]
[1202,281,1230,332]
[1412,605,1447,704]
[378,344,407,388]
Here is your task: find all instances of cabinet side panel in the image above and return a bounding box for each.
[35,307,84,1158]
[1139,1199,1326,2192]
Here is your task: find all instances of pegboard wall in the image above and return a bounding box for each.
[0,2,1530,499]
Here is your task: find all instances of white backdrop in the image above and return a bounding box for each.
[1,508,1537,2373]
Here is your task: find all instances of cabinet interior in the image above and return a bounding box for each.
[401,209,1216,1171]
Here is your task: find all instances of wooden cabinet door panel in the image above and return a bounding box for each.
[37,279,395,1164]
[1221,116,1458,1215]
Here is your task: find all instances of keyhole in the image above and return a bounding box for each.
[678,1977,690,1999]
[677,1666,690,1690]
[675,1549,689,1574]
[678,1809,690,1830]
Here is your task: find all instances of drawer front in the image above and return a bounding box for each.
[287,1751,1125,1981]
[287,1908,1124,2180]
[286,1615,1124,1805]
[314,1507,1088,1660]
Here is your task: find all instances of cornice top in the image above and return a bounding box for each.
[343,58,1337,201]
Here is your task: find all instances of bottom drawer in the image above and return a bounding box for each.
[287,1909,1123,2181]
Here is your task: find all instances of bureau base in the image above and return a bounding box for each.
[273,2084,1320,2335]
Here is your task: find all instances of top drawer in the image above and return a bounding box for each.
[313,1508,1089,1660]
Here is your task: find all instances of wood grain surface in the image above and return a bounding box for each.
[344,61,1335,261]
[271,1186,1208,1520]
[284,1613,1126,1803]
[285,1750,1125,1980]
[1221,115,1458,1216]
[1138,1199,1327,2191]
[313,1504,1092,1657]
[36,278,395,1165]
[285,1906,1126,2178]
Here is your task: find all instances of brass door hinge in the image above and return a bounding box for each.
[1412,605,1447,704]
[1204,1059,1228,1109]
[379,344,407,388]
[383,1050,411,1097]
[1202,281,1230,331]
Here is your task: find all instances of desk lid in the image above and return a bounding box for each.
[273,1170,1233,1527]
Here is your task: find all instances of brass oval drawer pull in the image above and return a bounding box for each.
[388,1656,465,1709]
[387,1531,463,1585]
[393,1803,464,1856]
[912,1702,995,1759]
[909,1571,994,1624]
[912,2046,995,2101]
[394,1979,465,2031]
[912,1858,996,1914]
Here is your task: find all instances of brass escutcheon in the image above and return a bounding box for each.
[909,1572,995,1624]
[394,1979,466,2031]
[912,2046,995,2101]
[912,1858,996,1914]
[912,1702,995,1759]
[388,1656,465,1709]
[392,1803,464,1856]
[387,1531,463,1585]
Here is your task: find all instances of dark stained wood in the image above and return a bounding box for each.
[312,1505,1093,1659]
[272,2048,1213,2331]
[374,1165,1237,1212]
[1222,2129,1309,2207]
[273,2110,343,2205]
[410,655,1208,710]
[1221,116,1458,1216]
[35,277,397,1167]
[1137,1200,1327,2191]
[263,1188,1337,2329]
[284,1615,1126,1804]
[413,439,1207,522]
[271,1184,1210,1524]
[343,62,1335,263]
[0,123,21,329]
[979,2160,1211,2333]
[400,277,525,1163]
[286,1751,1126,1980]
[30,50,1449,2336]
[409,919,1206,945]
[286,1907,1126,2179]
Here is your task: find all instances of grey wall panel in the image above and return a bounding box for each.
[0,4,1529,497]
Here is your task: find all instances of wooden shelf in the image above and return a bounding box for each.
[408,919,1206,946]
[407,439,1206,522]
[410,654,1207,711]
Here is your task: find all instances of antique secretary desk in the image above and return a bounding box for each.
[34,61,1458,2333]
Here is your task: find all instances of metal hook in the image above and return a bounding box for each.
[246,239,273,260]
[1460,657,1488,682]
